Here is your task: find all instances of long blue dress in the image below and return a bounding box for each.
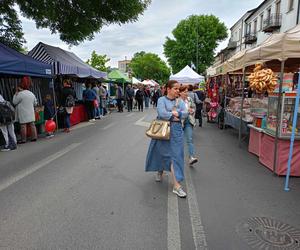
[145,96,188,182]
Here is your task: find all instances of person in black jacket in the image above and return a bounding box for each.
[125,84,134,112]
[194,85,205,127]
[61,79,76,132]
[135,86,145,112]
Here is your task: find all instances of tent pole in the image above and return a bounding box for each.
[273,60,285,174]
[51,78,59,132]
[238,67,246,147]
[284,69,300,191]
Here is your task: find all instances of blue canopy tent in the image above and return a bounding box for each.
[28,42,107,79]
[0,42,52,78]
[0,42,52,104]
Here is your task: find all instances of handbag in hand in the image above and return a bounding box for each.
[146,119,170,140]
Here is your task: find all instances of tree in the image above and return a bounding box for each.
[163,15,227,74]
[130,51,170,84]
[86,51,110,72]
[0,0,26,51]
[1,0,151,49]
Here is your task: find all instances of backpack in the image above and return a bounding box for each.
[65,94,75,107]
[0,101,15,125]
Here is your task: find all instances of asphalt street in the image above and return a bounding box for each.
[0,107,299,250]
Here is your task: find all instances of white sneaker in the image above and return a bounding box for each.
[189,157,198,165]
[172,186,187,198]
[155,172,163,182]
[1,147,11,152]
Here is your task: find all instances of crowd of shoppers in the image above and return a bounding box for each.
[0,76,112,152]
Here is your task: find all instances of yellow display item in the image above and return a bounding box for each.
[248,63,278,94]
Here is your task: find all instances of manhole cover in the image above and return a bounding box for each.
[236,217,300,249]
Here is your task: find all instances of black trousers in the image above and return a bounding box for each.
[127,98,133,111]
[85,101,95,120]
[137,99,143,111]
[116,99,123,112]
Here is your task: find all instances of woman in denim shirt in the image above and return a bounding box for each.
[145,80,188,198]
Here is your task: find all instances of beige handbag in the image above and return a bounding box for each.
[146,119,170,140]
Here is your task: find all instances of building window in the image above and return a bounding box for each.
[248,23,251,34]
[254,19,257,34]
[260,14,264,30]
[288,0,294,11]
[276,1,281,15]
[267,8,271,19]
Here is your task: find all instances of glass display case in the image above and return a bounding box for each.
[266,93,300,138]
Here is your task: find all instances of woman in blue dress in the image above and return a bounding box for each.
[145,80,188,198]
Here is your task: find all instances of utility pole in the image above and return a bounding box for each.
[196,22,199,73]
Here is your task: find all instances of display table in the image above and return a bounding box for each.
[259,132,300,176]
[248,125,264,157]
[225,111,251,134]
[70,104,88,126]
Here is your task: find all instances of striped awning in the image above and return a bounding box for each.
[28,42,107,79]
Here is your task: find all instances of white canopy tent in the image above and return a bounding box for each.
[170,65,205,84]
[132,77,142,84]
[141,79,155,86]
[150,79,159,86]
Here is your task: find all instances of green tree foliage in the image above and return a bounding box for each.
[86,51,110,72]
[130,51,170,84]
[1,0,151,48]
[0,0,26,51]
[164,15,227,74]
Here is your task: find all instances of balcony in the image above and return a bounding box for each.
[244,33,257,44]
[227,40,237,50]
[263,14,282,32]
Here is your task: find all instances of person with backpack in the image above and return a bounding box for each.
[13,77,38,143]
[61,79,76,133]
[0,94,17,151]
[83,82,97,121]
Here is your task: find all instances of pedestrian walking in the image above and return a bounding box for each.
[152,86,161,107]
[115,84,123,112]
[13,76,38,143]
[92,83,101,119]
[135,86,144,112]
[99,83,107,116]
[179,86,198,166]
[125,84,134,112]
[83,82,97,121]
[194,85,205,127]
[0,93,17,151]
[145,80,188,198]
[144,86,151,108]
[43,94,55,138]
[61,79,76,132]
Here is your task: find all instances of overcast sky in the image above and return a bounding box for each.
[20,0,263,68]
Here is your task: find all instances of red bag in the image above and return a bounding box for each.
[93,99,99,108]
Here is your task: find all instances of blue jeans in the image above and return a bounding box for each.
[65,113,71,128]
[184,121,195,158]
[145,97,150,108]
[95,107,101,117]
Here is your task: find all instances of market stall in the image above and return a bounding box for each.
[29,42,107,126]
[225,25,300,176]
[0,42,53,141]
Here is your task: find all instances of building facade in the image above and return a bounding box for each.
[207,0,300,76]
[118,59,131,73]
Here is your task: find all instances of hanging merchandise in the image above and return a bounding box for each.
[248,63,278,94]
